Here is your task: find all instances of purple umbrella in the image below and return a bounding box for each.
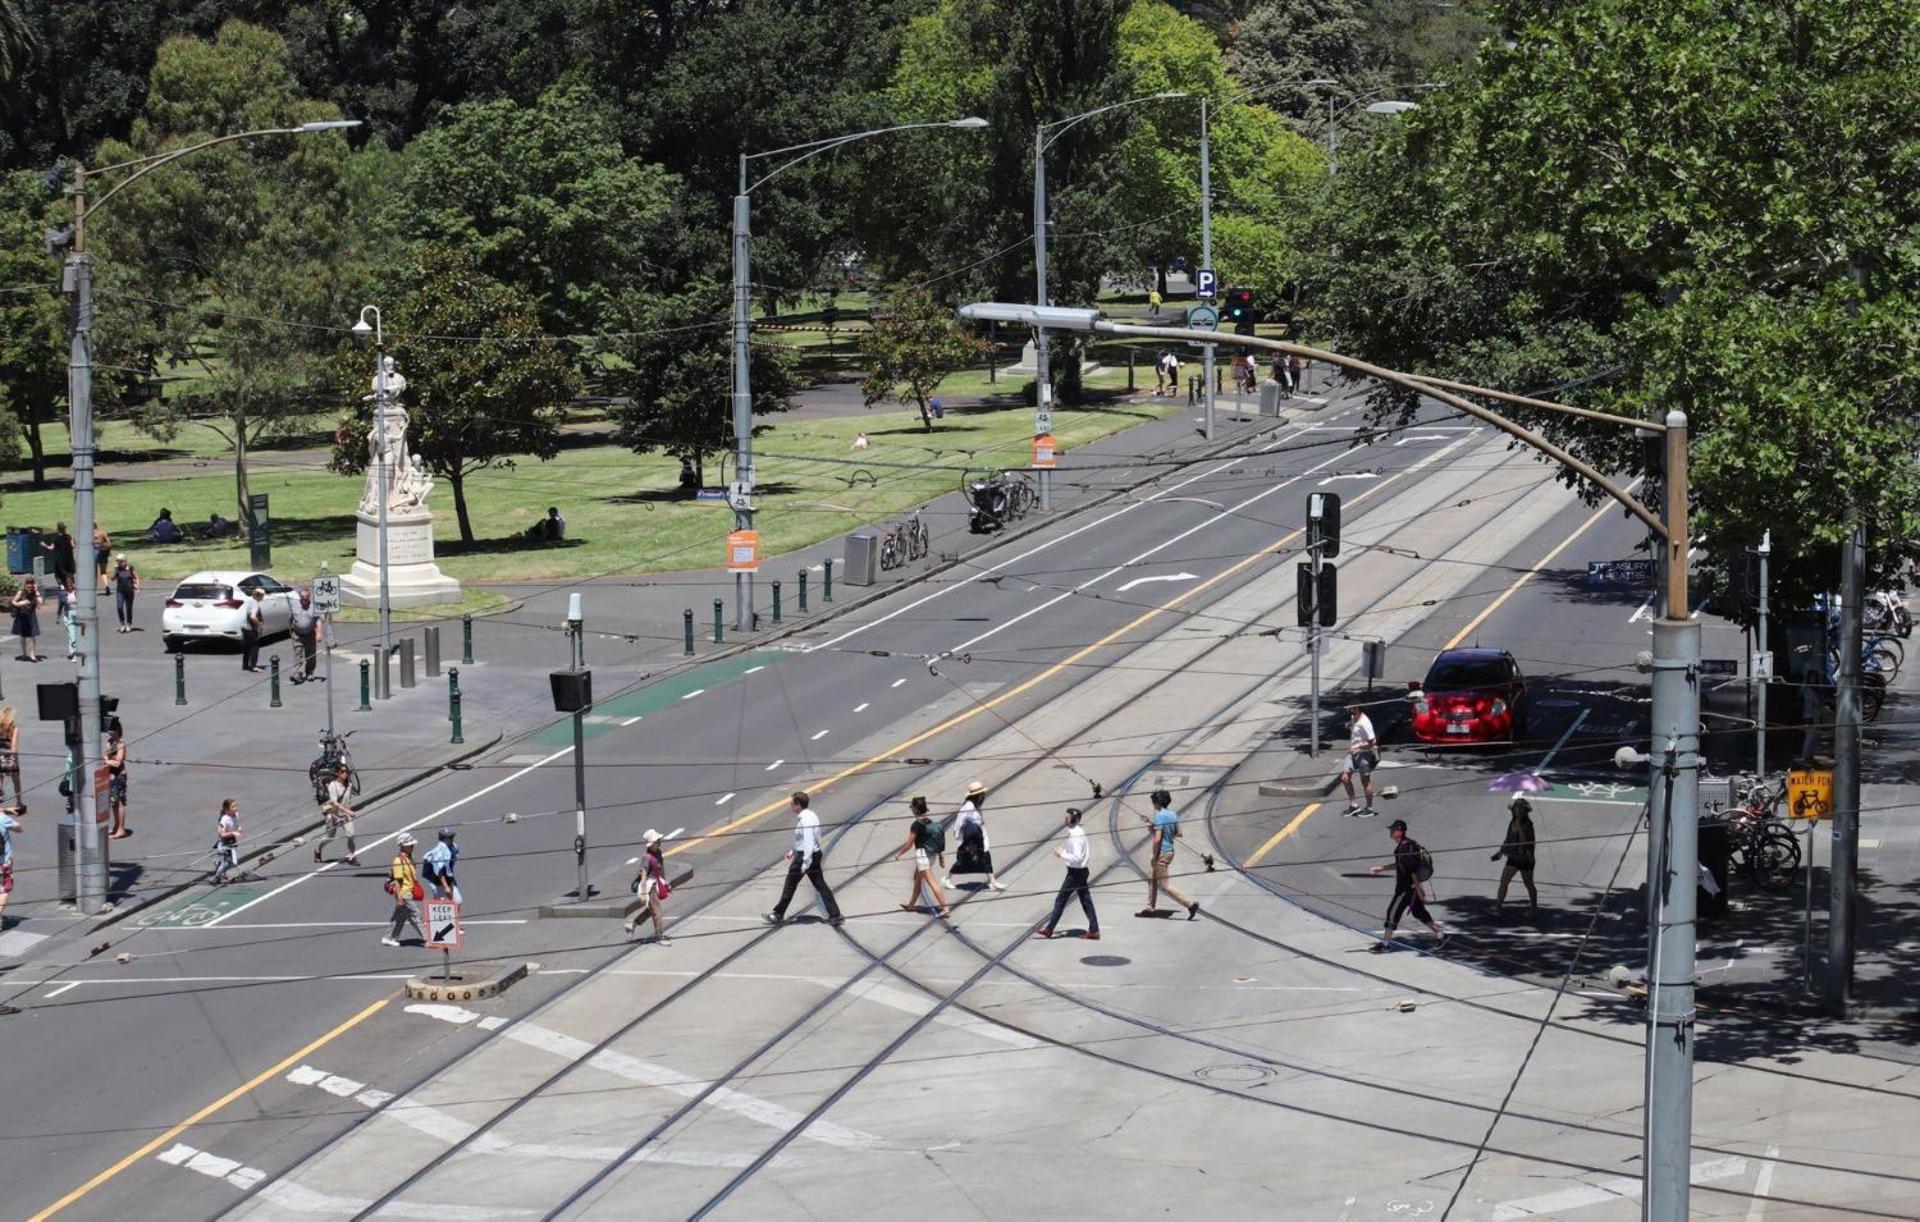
[1488,771,1553,795]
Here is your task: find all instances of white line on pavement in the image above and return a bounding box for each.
[680,688,705,700]
[156,1142,266,1192]
[891,678,906,688]
[1491,1156,1746,1220]
[41,981,79,998]
[1317,472,1379,486]
[744,665,765,674]
[1745,1144,1780,1221]
[205,746,574,926]
[1534,707,1590,774]
[715,792,735,806]
[1116,572,1198,593]
[765,759,784,771]
[853,702,869,712]
[167,920,527,930]
[811,729,829,740]
[621,716,643,726]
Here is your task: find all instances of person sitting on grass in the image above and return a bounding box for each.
[146,508,181,544]
[205,512,237,539]
[525,506,566,543]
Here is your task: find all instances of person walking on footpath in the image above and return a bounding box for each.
[1369,819,1448,952]
[1138,788,1200,919]
[11,577,41,663]
[1340,703,1378,816]
[382,833,425,946]
[288,587,323,684]
[945,781,1006,891]
[110,553,139,632]
[1491,796,1539,916]
[104,718,130,839]
[0,708,22,809]
[891,796,949,918]
[45,522,76,586]
[0,806,18,925]
[239,587,266,673]
[763,791,844,927]
[209,799,242,885]
[56,574,79,661]
[1034,807,1099,940]
[1148,287,1162,319]
[314,762,360,865]
[92,525,112,594]
[625,828,673,944]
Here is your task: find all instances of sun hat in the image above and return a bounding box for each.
[642,828,663,845]
[966,780,987,796]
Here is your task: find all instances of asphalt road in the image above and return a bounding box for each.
[8,398,1913,1220]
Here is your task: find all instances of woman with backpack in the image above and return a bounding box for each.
[891,796,950,918]
[624,828,672,944]
[1368,819,1448,952]
[1491,796,1539,915]
[944,781,1006,892]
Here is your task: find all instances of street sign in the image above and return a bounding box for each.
[1034,407,1054,434]
[1699,658,1739,677]
[424,898,462,949]
[1195,267,1217,300]
[1031,434,1056,469]
[725,530,759,573]
[727,481,753,512]
[1186,305,1220,332]
[1751,650,1773,679]
[1587,558,1655,584]
[1786,768,1832,821]
[311,573,341,614]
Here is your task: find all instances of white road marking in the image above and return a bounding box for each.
[680,688,705,700]
[766,759,785,771]
[1317,472,1379,486]
[853,702,870,712]
[715,792,735,806]
[206,746,574,926]
[1116,571,1198,593]
[156,1142,266,1191]
[1491,1156,1746,1219]
[744,665,765,674]
[1394,434,1451,445]
[811,729,830,740]
[13,973,415,988]
[1745,1144,1780,1221]
[621,716,643,726]
[0,928,48,958]
[42,981,80,999]
[173,920,526,930]
[1533,707,1590,773]
[891,678,906,688]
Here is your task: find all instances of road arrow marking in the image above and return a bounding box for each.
[1393,434,1451,445]
[1317,472,1380,486]
[1117,572,1199,593]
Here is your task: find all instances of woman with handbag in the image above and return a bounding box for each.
[624,828,672,944]
[891,796,950,918]
[381,833,425,947]
[943,781,1006,892]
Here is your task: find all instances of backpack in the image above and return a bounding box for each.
[923,816,950,857]
[1412,841,1434,883]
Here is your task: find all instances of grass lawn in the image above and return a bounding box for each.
[11,413,337,473]
[1,394,1178,584]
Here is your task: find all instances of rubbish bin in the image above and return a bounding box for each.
[6,526,39,575]
[1697,815,1731,917]
[845,533,879,587]
[1259,381,1284,417]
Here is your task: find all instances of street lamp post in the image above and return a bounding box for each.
[56,118,359,914]
[350,306,392,697]
[1034,92,1185,498]
[1324,85,1435,173]
[730,116,987,632]
[957,303,1700,1220]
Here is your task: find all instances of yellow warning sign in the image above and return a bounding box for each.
[1786,768,1832,821]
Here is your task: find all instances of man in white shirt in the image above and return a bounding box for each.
[763,791,844,927]
[314,763,360,865]
[1341,703,1379,817]
[1033,807,1099,940]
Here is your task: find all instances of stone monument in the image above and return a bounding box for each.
[339,356,462,608]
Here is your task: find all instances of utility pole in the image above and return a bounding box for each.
[373,332,392,696]
[1828,512,1864,1014]
[568,593,591,901]
[730,156,756,631]
[1199,97,1215,442]
[62,172,107,914]
[1031,126,1054,510]
[1755,531,1770,777]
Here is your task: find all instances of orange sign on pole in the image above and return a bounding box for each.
[1031,434,1057,468]
[725,530,760,572]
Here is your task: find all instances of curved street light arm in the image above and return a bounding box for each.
[84,123,357,219]
[745,118,985,194]
[1405,373,1662,434]
[1039,91,1187,153]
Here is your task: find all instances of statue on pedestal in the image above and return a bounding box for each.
[358,357,434,516]
[339,354,462,608]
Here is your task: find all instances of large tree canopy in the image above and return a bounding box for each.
[1300,0,1920,607]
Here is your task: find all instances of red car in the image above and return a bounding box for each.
[1410,648,1529,744]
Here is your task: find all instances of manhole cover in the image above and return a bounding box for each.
[1194,1063,1277,1086]
[1080,954,1131,967]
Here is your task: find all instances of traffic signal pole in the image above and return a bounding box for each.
[1198,97,1215,443]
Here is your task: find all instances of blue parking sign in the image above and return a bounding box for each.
[1195,267,1217,300]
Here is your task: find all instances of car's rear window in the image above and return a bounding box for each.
[1428,658,1510,688]
[173,583,231,601]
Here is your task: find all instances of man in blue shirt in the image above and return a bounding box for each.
[1138,789,1199,920]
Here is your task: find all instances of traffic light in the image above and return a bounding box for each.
[1297,562,1337,627]
[1307,491,1341,558]
[1223,287,1256,332]
[100,694,119,732]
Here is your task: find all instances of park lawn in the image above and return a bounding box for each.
[11,412,338,472]
[0,394,1177,583]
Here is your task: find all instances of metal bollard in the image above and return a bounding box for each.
[461,613,474,664]
[683,608,695,656]
[174,653,186,706]
[358,658,371,710]
[823,558,834,602]
[375,641,391,701]
[399,638,417,689]
[798,569,809,613]
[448,668,463,744]
[424,625,441,677]
[712,598,724,644]
[772,581,782,624]
[269,656,282,708]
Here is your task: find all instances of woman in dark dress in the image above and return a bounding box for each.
[1491,795,1538,914]
[11,577,41,662]
[944,780,1006,891]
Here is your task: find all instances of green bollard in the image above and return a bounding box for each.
[823,558,834,603]
[712,598,724,644]
[174,653,186,706]
[772,581,782,624]
[461,613,474,664]
[448,667,464,744]
[357,658,371,711]
[683,608,695,656]
[798,569,809,613]
[269,655,282,708]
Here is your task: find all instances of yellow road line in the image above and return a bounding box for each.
[32,997,391,1220]
[1246,802,1322,867]
[1442,481,1641,651]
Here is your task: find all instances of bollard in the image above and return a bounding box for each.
[798,569,809,613]
[357,658,371,711]
[823,558,834,603]
[399,638,418,689]
[448,668,464,744]
[683,608,695,656]
[269,656,282,708]
[772,581,782,624]
[712,598,724,644]
[460,613,475,664]
[174,653,186,706]
[424,625,441,677]
[1127,348,1135,391]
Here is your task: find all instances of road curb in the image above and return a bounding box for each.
[405,959,528,1003]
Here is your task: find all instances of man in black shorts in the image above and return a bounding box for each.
[1368,819,1447,952]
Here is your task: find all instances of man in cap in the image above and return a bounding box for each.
[382,833,424,946]
[422,826,463,934]
[1368,819,1447,952]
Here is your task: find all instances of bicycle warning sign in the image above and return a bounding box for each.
[1787,768,1832,821]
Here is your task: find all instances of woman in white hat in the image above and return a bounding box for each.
[625,828,671,944]
[945,781,1006,891]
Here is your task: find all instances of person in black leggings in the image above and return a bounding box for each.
[110,554,139,632]
[1368,819,1447,952]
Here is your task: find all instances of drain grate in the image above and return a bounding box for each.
[1080,954,1131,967]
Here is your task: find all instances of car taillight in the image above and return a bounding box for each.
[219,598,244,609]
[165,598,182,608]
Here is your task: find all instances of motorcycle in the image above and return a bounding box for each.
[1867,589,1912,638]
[967,477,1010,534]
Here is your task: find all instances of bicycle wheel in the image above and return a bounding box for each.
[1868,644,1901,677]
[1749,831,1801,893]
[915,519,930,558]
[880,535,900,570]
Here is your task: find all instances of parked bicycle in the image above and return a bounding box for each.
[1726,807,1801,892]
[878,512,931,571]
[309,728,361,806]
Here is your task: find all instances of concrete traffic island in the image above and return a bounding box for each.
[404,959,528,1003]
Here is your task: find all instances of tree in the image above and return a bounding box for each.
[603,281,799,484]
[0,169,59,483]
[860,285,988,432]
[87,20,377,522]
[330,244,579,543]
[1299,0,1920,608]
[1228,0,1490,128]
